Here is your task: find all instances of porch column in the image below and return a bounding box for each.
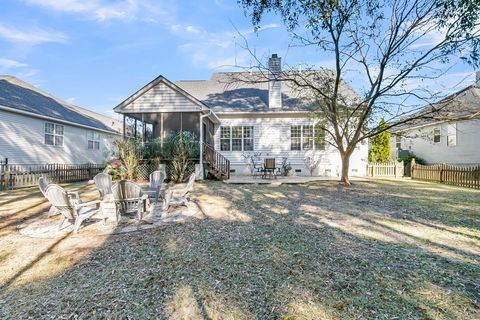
[123,114,126,139]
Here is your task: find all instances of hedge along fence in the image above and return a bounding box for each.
[366,161,404,178]
[411,158,480,189]
[0,159,105,191]
[135,159,198,182]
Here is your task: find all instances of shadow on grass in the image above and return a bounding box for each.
[0,180,479,319]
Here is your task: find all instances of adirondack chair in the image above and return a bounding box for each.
[112,180,148,222]
[143,170,165,204]
[38,177,81,217]
[164,173,196,210]
[44,184,102,233]
[93,173,112,200]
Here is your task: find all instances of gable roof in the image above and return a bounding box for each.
[0,76,121,133]
[114,75,210,113]
[176,71,358,113]
[390,84,480,133]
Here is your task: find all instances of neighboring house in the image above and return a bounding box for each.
[114,54,368,178]
[0,76,122,164]
[390,73,480,164]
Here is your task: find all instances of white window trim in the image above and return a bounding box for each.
[433,127,441,144]
[44,122,64,147]
[395,135,402,149]
[447,123,457,147]
[87,130,101,150]
[291,124,324,151]
[220,126,254,152]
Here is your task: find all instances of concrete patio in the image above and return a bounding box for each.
[224,175,368,184]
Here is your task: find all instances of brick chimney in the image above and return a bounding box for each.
[268,54,282,109]
[476,71,480,88]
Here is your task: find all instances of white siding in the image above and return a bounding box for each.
[391,119,480,164]
[0,109,119,164]
[124,82,201,112]
[214,114,368,177]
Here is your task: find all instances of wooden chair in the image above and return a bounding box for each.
[44,184,102,233]
[112,180,148,222]
[143,170,165,204]
[93,173,112,200]
[38,177,81,217]
[164,173,196,210]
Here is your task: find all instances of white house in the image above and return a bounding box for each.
[0,76,122,164]
[390,72,480,164]
[114,54,368,178]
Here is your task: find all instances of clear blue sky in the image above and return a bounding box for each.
[0,0,476,118]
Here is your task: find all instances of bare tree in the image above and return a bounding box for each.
[235,0,480,184]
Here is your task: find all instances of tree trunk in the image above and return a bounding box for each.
[340,152,352,185]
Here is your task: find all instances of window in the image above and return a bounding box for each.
[433,127,441,143]
[302,125,314,150]
[243,126,254,151]
[220,126,254,151]
[231,126,243,151]
[291,126,301,150]
[315,126,326,150]
[447,123,457,147]
[395,135,402,149]
[44,122,64,146]
[87,131,100,150]
[291,125,325,151]
[220,127,231,151]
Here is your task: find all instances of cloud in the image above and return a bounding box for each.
[173,23,280,70]
[0,23,68,44]
[0,58,28,69]
[24,0,172,23]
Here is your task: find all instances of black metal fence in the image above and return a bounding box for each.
[0,158,105,191]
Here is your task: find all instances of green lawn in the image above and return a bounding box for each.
[0,179,479,319]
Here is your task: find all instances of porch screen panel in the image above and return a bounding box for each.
[231,126,243,151]
[243,126,254,151]
[220,127,230,151]
[291,125,301,150]
[303,125,313,150]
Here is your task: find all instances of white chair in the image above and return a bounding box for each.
[112,180,148,222]
[144,170,165,204]
[44,184,103,233]
[38,177,81,217]
[93,173,112,200]
[164,173,196,210]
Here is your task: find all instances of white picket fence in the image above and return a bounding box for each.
[366,161,404,178]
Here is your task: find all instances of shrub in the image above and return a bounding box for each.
[105,159,127,181]
[142,138,162,160]
[304,150,321,176]
[114,139,142,180]
[281,157,292,176]
[369,118,391,162]
[399,153,426,165]
[163,131,199,182]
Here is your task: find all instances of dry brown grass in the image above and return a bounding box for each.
[0,178,479,319]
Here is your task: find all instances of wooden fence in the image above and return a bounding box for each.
[367,161,404,178]
[0,158,105,191]
[411,159,480,189]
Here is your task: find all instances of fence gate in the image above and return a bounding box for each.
[366,160,404,178]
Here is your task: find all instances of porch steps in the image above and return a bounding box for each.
[203,143,230,181]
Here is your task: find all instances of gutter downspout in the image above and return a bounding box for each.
[199,110,212,180]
